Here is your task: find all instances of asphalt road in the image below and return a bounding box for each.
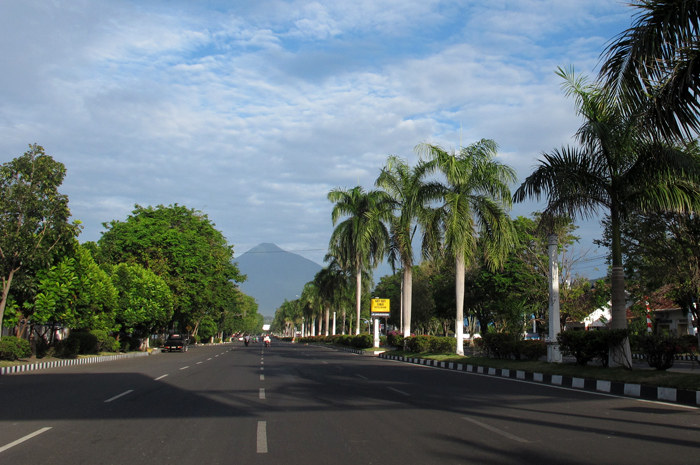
[0,342,699,464]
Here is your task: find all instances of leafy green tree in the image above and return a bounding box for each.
[328,186,391,335]
[599,0,700,139]
[0,144,80,338]
[419,139,517,355]
[376,155,441,337]
[34,244,117,332]
[514,69,700,367]
[97,204,245,333]
[110,262,173,348]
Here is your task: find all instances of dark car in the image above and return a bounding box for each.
[163,334,189,352]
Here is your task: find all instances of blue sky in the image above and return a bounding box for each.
[0,1,634,279]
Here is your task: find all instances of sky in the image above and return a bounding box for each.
[0,0,634,280]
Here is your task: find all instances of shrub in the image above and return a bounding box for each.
[405,336,431,353]
[0,336,31,361]
[678,335,698,353]
[638,334,682,370]
[90,330,112,352]
[214,337,222,344]
[482,333,519,359]
[520,340,547,361]
[67,332,99,355]
[104,336,120,352]
[57,336,80,358]
[557,330,628,367]
[429,337,456,353]
[352,334,373,349]
[387,331,404,349]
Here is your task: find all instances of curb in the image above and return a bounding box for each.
[379,353,700,408]
[0,351,151,375]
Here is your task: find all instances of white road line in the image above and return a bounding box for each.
[322,361,328,364]
[215,355,219,358]
[355,374,368,380]
[196,361,203,365]
[154,374,168,381]
[259,388,266,399]
[257,421,268,453]
[179,366,189,370]
[260,374,265,381]
[387,387,410,396]
[462,417,529,443]
[0,427,52,454]
[207,358,212,360]
[261,361,264,365]
[260,367,264,371]
[104,390,134,403]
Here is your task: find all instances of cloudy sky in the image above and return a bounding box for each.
[1,0,634,279]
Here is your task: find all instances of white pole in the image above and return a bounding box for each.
[548,234,562,363]
[373,318,380,348]
[332,312,337,336]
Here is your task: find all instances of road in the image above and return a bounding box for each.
[0,342,698,464]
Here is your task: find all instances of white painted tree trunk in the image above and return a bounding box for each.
[402,267,413,338]
[355,264,362,335]
[455,253,465,356]
[548,234,562,363]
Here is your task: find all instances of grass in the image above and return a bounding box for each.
[389,351,700,391]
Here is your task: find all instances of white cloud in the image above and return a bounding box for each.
[0,0,634,279]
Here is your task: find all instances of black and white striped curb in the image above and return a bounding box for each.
[632,353,700,362]
[380,353,700,408]
[0,351,150,375]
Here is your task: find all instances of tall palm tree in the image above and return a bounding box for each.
[314,257,350,336]
[328,186,391,335]
[375,156,442,337]
[599,0,700,139]
[419,139,517,356]
[514,68,700,367]
[299,282,321,336]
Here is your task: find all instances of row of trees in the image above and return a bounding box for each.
[273,1,700,366]
[0,147,262,353]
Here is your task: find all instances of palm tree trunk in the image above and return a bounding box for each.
[610,207,632,368]
[402,267,412,338]
[324,307,330,336]
[355,262,362,335]
[455,252,465,356]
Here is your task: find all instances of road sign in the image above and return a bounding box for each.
[371,298,390,317]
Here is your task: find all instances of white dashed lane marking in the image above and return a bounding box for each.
[0,427,52,454]
[104,390,134,403]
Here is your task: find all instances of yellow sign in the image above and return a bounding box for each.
[371,298,390,316]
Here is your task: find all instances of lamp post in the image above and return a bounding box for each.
[547,234,562,362]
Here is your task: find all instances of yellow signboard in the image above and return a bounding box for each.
[371,298,390,317]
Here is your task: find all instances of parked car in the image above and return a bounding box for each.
[163,334,189,352]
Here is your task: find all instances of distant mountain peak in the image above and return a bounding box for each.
[235,243,322,316]
[245,243,285,254]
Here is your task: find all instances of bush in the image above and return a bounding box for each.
[352,334,373,349]
[678,335,698,353]
[557,330,628,367]
[57,336,80,358]
[638,334,682,370]
[67,332,99,355]
[90,330,114,352]
[520,340,547,361]
[405,336,431,353]
[482,333,520,359]
[429,337,456,353]
[0,336,31,361]
[387,331,404,349]
[214,337,222,344]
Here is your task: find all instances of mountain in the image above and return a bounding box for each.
[235,243,323,316]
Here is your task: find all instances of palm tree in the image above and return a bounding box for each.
[419,139,517,356]
[599,0,700,139]
[299,282,321,336]
[375,156,442,337]
[328,186,391,335]
[514,68,700,367]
